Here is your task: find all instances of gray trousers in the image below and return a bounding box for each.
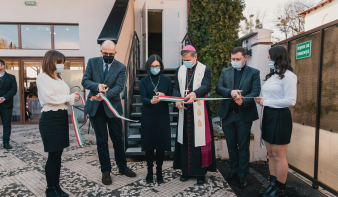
[222,112,252,177]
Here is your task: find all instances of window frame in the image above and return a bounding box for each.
[0,22,79,50]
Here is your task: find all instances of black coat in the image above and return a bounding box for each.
[216,66,261,122]
[0,72,17,109]
[139,74,173,152]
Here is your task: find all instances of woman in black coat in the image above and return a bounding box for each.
[139,54,172,184]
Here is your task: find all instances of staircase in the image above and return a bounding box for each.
[125,69,178,155]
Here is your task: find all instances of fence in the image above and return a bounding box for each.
[274,19,338,195]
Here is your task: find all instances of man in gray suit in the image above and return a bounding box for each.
[82,40,136,185]
[216,47,261,188]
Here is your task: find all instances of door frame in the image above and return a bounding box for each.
[0,57,85,125]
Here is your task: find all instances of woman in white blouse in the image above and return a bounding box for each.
[37,50,80,197]
[255,46,297,197]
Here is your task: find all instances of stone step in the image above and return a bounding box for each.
[129,122,177,128]
[131,112,178,117]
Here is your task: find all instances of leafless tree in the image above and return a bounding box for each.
[241,7,267,35]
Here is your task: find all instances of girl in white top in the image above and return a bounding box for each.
[37,50,79,197]
[255,46,297,197]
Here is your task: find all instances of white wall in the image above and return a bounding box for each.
[134,0,188,68]
[0,0,115,63]
[304,1,338,31]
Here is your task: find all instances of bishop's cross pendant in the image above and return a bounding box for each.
[153,88,158,94]
[185,89,190,97]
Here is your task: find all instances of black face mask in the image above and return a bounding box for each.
[103,56,115,64]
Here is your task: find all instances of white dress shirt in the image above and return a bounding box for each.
[103,60,112,71]
[262,70,297,108]
[36,73,75,112]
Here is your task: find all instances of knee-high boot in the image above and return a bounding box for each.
[145,150,154,184]
[156,150,165,184]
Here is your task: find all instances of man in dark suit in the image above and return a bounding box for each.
[81,40,136,185]
[216,47,261,188]
[0,59,17,150]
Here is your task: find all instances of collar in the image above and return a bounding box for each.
[236,64,246,71]
[189,62,198,71]
[0,71,5,78]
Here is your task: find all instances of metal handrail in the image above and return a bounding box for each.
[181,33,193,47]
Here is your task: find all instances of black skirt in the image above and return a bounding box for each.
[262,106,293,145]
[39,109,70,152]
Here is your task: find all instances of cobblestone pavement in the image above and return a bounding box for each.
[0,125,236,197]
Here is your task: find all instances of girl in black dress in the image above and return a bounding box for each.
[255,46,297,197]
[139,54,172,184]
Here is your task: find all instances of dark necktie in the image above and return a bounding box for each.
[104,64,108,80]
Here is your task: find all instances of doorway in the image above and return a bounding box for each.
[148,11,162,59]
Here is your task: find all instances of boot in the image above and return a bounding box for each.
[264,180,286,197]
[45,187,60,197]
[156,150,164,184]
[56,185,69,197]
[259,175,277,196]
[145,150,154,184]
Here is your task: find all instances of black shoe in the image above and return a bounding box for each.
[197,176,206,185]
[180,175,189,182]
[263,187,286,197]
[3,142,12,150]
[45,187,60,197]
[259,185,276,196]
[55,185,68,197]
[225,172,238,181]
[146,172,153,184]
[102,172,112,185]
[119,167,137,177]
[240,176,247,188]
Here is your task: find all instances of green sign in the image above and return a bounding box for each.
[25,1,36,5]
[296,40,312,60]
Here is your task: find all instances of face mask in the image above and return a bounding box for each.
[183,61,194,69]
[55,64,64,73]
[231,60,243,70]
[268,61,275,69]
[150,67,161,75]
[103,56,115,64]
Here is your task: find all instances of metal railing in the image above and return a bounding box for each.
[181,33,193,65]
[121,31,140,150]
[274,19,338,196]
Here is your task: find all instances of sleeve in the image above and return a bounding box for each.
[172,68,181,97]
[37,75,75,106]
[216,69,232,98]
[263,73,297,108]
[139,79,151,105]
[81,59,100,93]
[2,75,17,100]
[194,67,211,98]
[167,77,173,96]
[241,70,261,108]
[106,65,126,99]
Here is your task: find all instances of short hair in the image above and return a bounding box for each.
[231,47,247,56]
[0,59,4,66]
[181,50,197,57]
[145,54,164,75]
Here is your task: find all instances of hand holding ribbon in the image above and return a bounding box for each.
[71,93,85,147]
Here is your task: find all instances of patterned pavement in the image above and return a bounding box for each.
[0,125,236,197]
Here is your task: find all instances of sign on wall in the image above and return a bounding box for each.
[296,40,312,60]
[25,1,36,5]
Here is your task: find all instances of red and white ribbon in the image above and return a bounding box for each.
[71,93,85,147]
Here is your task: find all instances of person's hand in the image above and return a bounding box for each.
[0,98,3,104]
[184,92,196,104]
[254,97,264,106]
[175,102,184,109]
[98,84,109,93]
[151,96,160,104]
[91,94,103,101]
[234,97,243,105]
[74,93,80,102]
[231,90,243,98]
[156,92,165,96]
[260,99,264,106]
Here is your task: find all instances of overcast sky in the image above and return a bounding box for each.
[239,0,322,40]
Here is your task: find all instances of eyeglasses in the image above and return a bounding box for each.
[101,51,116,56]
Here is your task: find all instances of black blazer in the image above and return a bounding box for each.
[0,72,17,109]
[81,57,126,118]
[216,65,261,122]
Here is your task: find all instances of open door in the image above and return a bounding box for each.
[162,9,180,68]
[142,1,148,67]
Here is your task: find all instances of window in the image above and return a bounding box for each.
[54,25,80,49]
[0,23,79,50]
[21,25,51,49]
[0,25,19,49]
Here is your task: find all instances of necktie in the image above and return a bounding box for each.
[104,64,108,80]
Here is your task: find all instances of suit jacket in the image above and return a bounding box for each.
[0,72,17,110]
[81,57,126,118]
[216,65,261,122]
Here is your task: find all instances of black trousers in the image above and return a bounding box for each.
[91,103,127,173]
[222,112,252,177]
[0,108,12,143]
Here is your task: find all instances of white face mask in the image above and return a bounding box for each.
[55,64,64,73]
